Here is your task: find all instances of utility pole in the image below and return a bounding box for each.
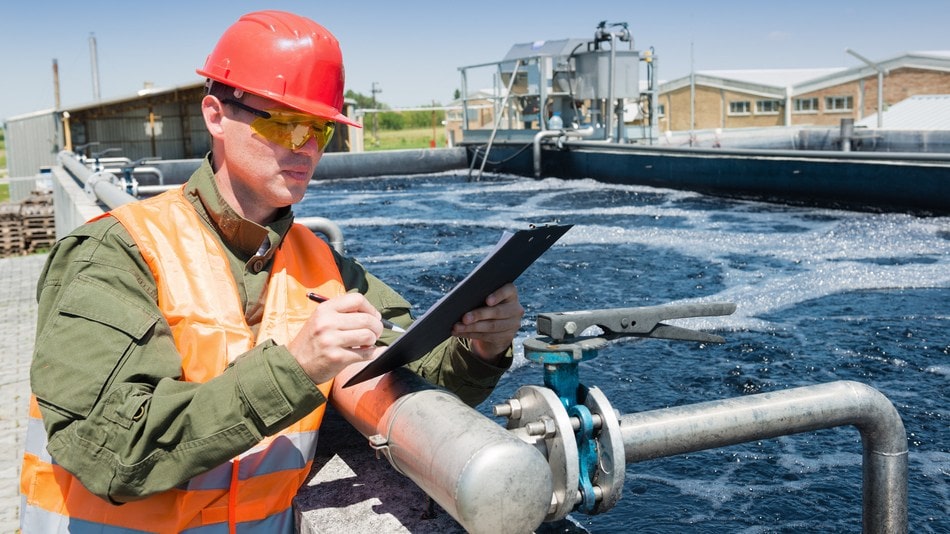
[52,59,61,109]
[89,33,101,101]
[371,82,382,146]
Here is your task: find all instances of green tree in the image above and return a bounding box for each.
[344,90,381,110]
[377,111,405,130]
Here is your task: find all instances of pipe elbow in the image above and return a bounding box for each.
[840,381,907,455]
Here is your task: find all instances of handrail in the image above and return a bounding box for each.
[57,151,345,252]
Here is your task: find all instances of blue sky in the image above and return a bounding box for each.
[2,0,947,123]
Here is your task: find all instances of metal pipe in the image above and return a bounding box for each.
[532,130,563,178]
[841,118,855,152]
[618,380,907,533]
[648,50,658,144]
[533,126,597,177]
[472,59,521,181]
[296,216,344,254]
[606,34,616,141]
[58,151,137,210]
[846,48,885,128]
[330,365,553,534]
[59,152,347,253]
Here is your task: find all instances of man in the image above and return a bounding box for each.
[21,10,523,533]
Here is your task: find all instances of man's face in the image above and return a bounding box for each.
[209,92,327,222]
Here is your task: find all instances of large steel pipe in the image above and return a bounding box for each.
[331,365,553,534]
[619,380,907,533]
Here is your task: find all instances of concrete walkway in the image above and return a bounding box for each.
[0,253,46,532]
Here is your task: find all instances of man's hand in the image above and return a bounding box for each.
[287,293,386,384]
[451,283,524,364]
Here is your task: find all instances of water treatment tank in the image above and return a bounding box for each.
[572,49,640,100]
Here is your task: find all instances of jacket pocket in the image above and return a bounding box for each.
[32,273,159,418]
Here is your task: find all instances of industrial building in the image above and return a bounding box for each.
[657,51,950,132]
[3,83,359,179]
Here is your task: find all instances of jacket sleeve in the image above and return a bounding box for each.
[30,218,325,503]
[334,252,513,407]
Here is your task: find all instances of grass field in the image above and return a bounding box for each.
[365,126,447,151]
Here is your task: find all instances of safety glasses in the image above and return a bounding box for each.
[223,99,336,151]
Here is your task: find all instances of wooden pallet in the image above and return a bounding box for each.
[0,193,55,257]
[0,202,20,221]
[20,203,55,218]
[0,218,24,254]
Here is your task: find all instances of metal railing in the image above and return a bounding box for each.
[54,151,345,252]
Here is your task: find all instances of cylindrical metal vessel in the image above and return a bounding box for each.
[331,365,553,534]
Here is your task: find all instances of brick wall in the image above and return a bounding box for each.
[661,67,950,131]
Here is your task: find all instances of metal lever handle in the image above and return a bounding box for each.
[537,302,736,342]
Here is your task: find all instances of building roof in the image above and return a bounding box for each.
[856,94,950,130]
[659,51,950,96]
[695,68,845,88]
[908,50,950,59]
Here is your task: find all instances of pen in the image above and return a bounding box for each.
[307,292,407,333]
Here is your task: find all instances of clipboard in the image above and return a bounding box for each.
[342,223,573,388]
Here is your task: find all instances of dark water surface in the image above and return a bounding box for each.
[299,172,948,533]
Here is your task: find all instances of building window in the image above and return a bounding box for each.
[794,97,819,113]
[728,101,751,115]
[756,100,781,114]
[825,96,854,112]
[656,104,666,117]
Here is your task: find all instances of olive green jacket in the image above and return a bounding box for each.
[30,156,511,502]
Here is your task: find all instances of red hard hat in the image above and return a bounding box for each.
[197,10,360,127]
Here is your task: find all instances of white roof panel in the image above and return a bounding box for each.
[856,94,950,130]
[697,68,846,88]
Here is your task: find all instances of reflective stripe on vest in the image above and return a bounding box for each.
[21,187,343,533]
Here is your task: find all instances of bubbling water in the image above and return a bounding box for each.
[301,172,949,533]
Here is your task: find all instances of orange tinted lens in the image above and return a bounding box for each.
[250,112,335,150]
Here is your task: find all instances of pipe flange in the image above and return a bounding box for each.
[583,386,626,513]
[507,385,579,521]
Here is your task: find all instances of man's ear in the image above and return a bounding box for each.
[202,95,226,139]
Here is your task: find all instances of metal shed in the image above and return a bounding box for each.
[5,81,357,181]
[5,109,63,178]
[64,82,209,161]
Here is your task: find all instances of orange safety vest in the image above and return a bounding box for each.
[21,187,344,533]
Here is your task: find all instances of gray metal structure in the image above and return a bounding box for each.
[459,21,651,145]
[4,110,63,178]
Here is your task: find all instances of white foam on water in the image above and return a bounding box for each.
[320,175,949,335]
